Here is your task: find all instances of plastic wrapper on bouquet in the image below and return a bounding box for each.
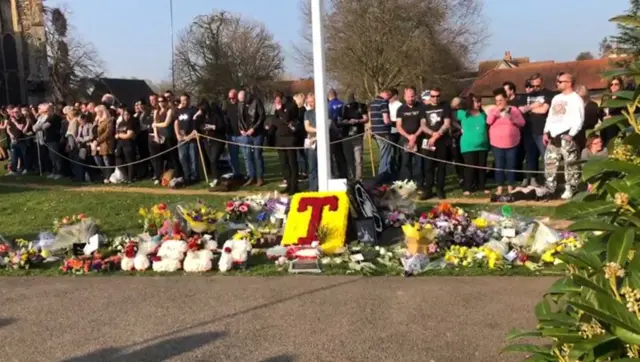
[49,218,101,252]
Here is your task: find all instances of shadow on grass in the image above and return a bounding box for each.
[60,331,226,362]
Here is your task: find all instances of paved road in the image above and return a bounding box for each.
[0,276,554,362]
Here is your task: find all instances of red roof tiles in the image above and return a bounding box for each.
[465,58,614,97]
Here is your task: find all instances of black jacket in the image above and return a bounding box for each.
[238,93,266,136]
[199,104,227,139]
[272,101,299,146]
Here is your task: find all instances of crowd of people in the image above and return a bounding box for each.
[0,72,624,200]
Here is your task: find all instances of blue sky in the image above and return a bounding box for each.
[48,0,629,82]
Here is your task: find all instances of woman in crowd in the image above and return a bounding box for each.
[197,99,227,188]
[0,111,9,161]
[149,95,175,185]
[304,93,317,191]
[575,85,600,151]
[600,76,625,146]
[91,105,115,184]
[114,107,138,183]
[487,88,526,195]
[272,91,299,194]
[70,112,94,182]
[293,92,308,180]
[457,93,489,195]
[582,135,608,192]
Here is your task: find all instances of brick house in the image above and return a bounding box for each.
[463,51,615,103]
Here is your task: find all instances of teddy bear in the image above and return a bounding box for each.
[183,249,214,272]
[152,239,187,272]
[120,239,138,271]
[133,240,158,271]
[218,239,252,273]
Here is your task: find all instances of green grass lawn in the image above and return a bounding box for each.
[0,185,555,241]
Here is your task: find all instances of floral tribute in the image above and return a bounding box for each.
[177,200,222,233]
[281,192,350,254]
[53,213,89,233]
[224,199,251,222]
[138,203,171,234]
[61,253,120,274]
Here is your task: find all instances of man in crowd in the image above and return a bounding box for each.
[369,89,391,185]
[543,73,584,200]
[238,89,266,186]
[327,89,347,179]
[387,88,403,173]
[222,89,243,179]
[33,103,62,179]
[420,87,451,199]
[174,93,199,185]
[395,87,425,186]
[338,93,368,181]
[134,99,153,179]
[520,73,554,186]
[6,106,29,175]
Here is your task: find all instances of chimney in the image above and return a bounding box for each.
[504,51,512,62]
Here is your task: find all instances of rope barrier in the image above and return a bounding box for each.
[371,133,575,174]
[196,131,367,150]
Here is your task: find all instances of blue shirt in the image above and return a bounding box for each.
[328,98,344,122]
[369,96,390,134]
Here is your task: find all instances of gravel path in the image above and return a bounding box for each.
[0,276,554,362]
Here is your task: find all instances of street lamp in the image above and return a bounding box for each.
[311,0,332,191]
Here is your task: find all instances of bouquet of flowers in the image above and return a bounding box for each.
[176,200,222,233]
[138,203,172,234]
[53,213,90,233]
[232,227,263,246]
[61,253,121,274]
[385,210,409,228]
[540,233,583,265]
[224,200,251,222]
[418,204,490,249]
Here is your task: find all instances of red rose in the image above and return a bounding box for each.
[223,247,232,253]
[158,203,167,211]
[518,254,528,263]
[78,213,86,220]
[226,201,234,209]
[0,244,8,253]
[420,212,427,219]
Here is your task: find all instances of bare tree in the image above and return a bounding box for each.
[294,0,487,99]
[174,10,284,100]
[44,6,104,102]
[575,51,595,61]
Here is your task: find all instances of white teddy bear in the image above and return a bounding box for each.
[218,239,252,273]
[152,240,188,272]
[133,240,158,271]
[184,250,214,272]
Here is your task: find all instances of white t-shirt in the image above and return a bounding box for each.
[544,91,585,137]
[389,100,402,134]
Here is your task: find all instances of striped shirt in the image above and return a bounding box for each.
[369,96,390,134]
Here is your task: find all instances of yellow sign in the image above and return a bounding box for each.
[282,192,350,254]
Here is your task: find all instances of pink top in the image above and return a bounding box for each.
[486,106,526,149]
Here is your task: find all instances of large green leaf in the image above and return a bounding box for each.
[502,343,554,356]
[568,221,618,232]
[571,273,611,296]
[629,250,640,272]
[623,271,640,289]
[554,200,617,219]
[581,233,609,255]
[610,14,640,27]
[565,250,603,271]
[613,90,636,100]
[540,327,584,342]
[613,325,640,345]
[569,334,617,360]
[535,298,552,319]
[506,328,542,341]
[549,277,581,294]
[607,228,636,265]
[537,312,579,327]
[570,292,640,334]
[592,114,629,135]
[582,158,640,183]
[603,98,632,109]
[602,68,632,78]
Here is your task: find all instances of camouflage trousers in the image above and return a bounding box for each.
[544,138,581,193]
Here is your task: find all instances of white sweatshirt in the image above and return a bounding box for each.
[544,91,585,137]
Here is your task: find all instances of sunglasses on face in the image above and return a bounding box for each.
[556,80,570,84]
[429,94,440,98]
[610,82,621,87]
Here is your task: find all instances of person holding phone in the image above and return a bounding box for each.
[487,88,526,195]
[420,87,452,199]
[395,87,425,187]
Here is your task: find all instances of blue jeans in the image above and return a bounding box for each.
[46,142,61,175]
[238,135,264,179]
[307,148,318,191]
[523,133,546,178]
[297,149,308,174]
[229,136,242,177]
[10,140,27,172]
[492,146,518,186]
[178,141,198,182]
[94,155,112,179]
[375,135,394,184]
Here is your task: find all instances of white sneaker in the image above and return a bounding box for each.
[561,189,573,200]
[21,169,28,175]
[153,179,160,186]
[103,179,110,184]
[47,173,55,179]
[52,174,62,180]
[209,179,218,188]
[6,171,16,176]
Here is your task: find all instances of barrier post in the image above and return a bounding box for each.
[195,133,209,185]
[367,130,376,177]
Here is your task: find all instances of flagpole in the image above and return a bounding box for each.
[170,0,175,92]
[311,0,331,191]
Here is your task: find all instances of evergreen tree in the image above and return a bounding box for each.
[611,0,640,55]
